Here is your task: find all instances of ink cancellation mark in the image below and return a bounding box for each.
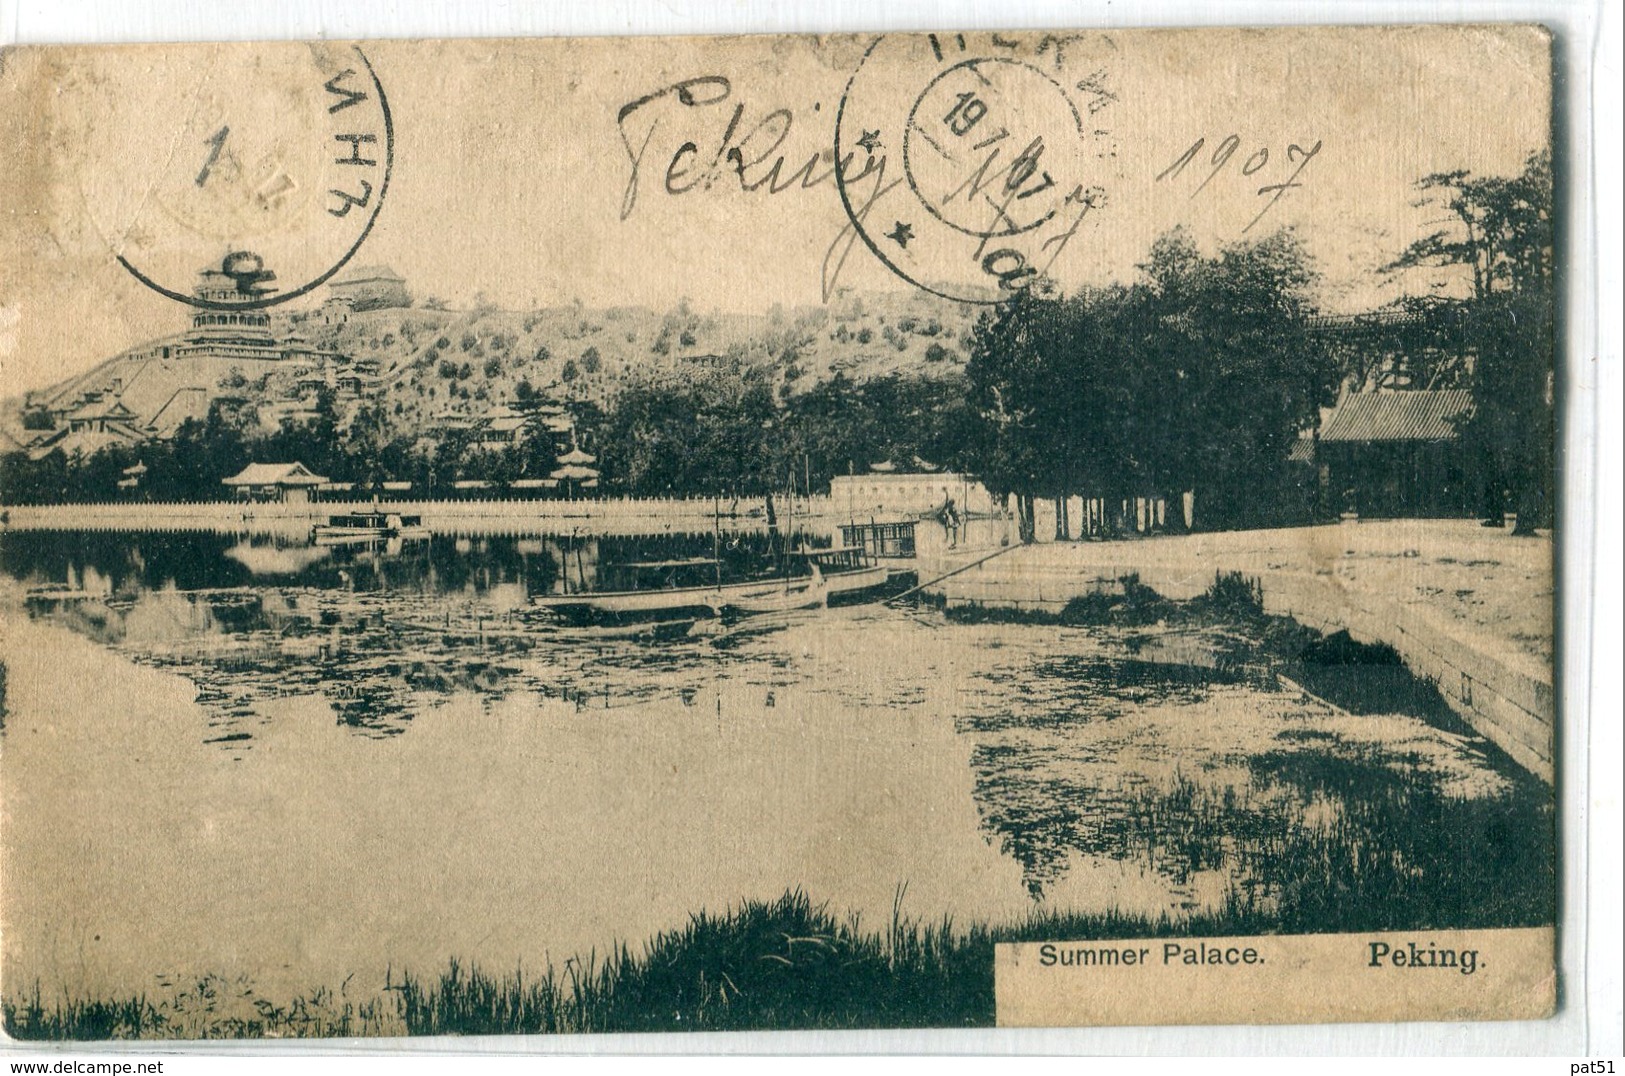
[834,33,1111,304]
[94,44,393,311]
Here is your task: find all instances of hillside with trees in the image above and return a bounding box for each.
[274,287,981,435]
[3,147,1554,530]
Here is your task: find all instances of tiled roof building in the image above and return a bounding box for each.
[1319,390,1473,444]
[327,265,410,311]
[1315,390,1476,518]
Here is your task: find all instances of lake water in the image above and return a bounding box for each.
[0,527,1538,1005]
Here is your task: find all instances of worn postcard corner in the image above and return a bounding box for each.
[0,25,1558,1042]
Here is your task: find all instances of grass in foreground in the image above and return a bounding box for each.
[7,793,1551,1043]
[2,974,396,1040]
[397,888,995,1034]
[1,889,1276,1039]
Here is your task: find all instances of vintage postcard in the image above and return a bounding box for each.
[0,26,1558,1040]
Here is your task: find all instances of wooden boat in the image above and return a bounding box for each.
[534,558,732,621]
[534,568,787,620]
[534,547,891,622]
[311,511,431,545]
[715,564,827,614]
[795,547,892,603]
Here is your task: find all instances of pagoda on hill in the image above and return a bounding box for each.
[174,251,280,358]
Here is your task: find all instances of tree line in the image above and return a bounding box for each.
[593,366,976,499]
[1382,150,1554,532]
[960,227,1336,536]
[587,220,1335,536]
[954,149,1554,537]
[0,391,600,505]
[2,153,1554,533]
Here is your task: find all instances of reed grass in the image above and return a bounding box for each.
[389,886,1293,1036]
[384,749,1550,1038]
[5,710,1553,1040]
[2,973,398,1040]
[8,757,1552,1040]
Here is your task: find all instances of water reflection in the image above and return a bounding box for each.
[0,526,1545,1000]
[5,529,838,598]
[1,530,823,746]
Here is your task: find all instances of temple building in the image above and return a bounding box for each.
[166,257,281,362]
[327,265,410,311]
[151,253,332,365]
[222,461,330,505]
[1314,390,1475,518]
[475,404,529,448]
[26,396,149,460]
[84,253,338,370]
[22,253,348,457]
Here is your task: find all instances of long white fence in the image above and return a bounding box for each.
[0,495,843,536]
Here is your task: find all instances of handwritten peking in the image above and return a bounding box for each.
[615,73,901,300]
[616,75,881,221]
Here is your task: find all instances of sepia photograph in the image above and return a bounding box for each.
[0,19,1586,1046]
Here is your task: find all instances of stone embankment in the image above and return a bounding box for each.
[921,521,1555,783]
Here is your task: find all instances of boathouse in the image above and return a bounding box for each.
[222,461,330,505]
[1316,390,1474,518]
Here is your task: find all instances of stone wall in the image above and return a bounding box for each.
[931,553,1555,784]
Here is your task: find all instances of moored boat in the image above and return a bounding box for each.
[533,546,892,623]
[311,511,431,545]
[714,564,828,614]
[794,547,892,603]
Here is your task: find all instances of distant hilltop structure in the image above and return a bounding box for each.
[326,264,410,312]
[9,251,603,479]
[166,252,329,366]
[17,252,356,457]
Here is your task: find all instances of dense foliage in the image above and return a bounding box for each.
[0,364,980,504]
[593,366,977,498]
[1384,150,1554,531]
[0,393,583,504]
[963,228,1337,534]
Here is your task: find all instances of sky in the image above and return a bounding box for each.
[0,25,1551,396]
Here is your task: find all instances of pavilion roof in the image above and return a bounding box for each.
[221,461,330,487]
[1319,390,1473,444]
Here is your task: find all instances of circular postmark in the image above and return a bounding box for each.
[834,34,1111,303]
[65,42,393,310]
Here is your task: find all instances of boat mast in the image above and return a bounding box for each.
[713,516,722,589]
